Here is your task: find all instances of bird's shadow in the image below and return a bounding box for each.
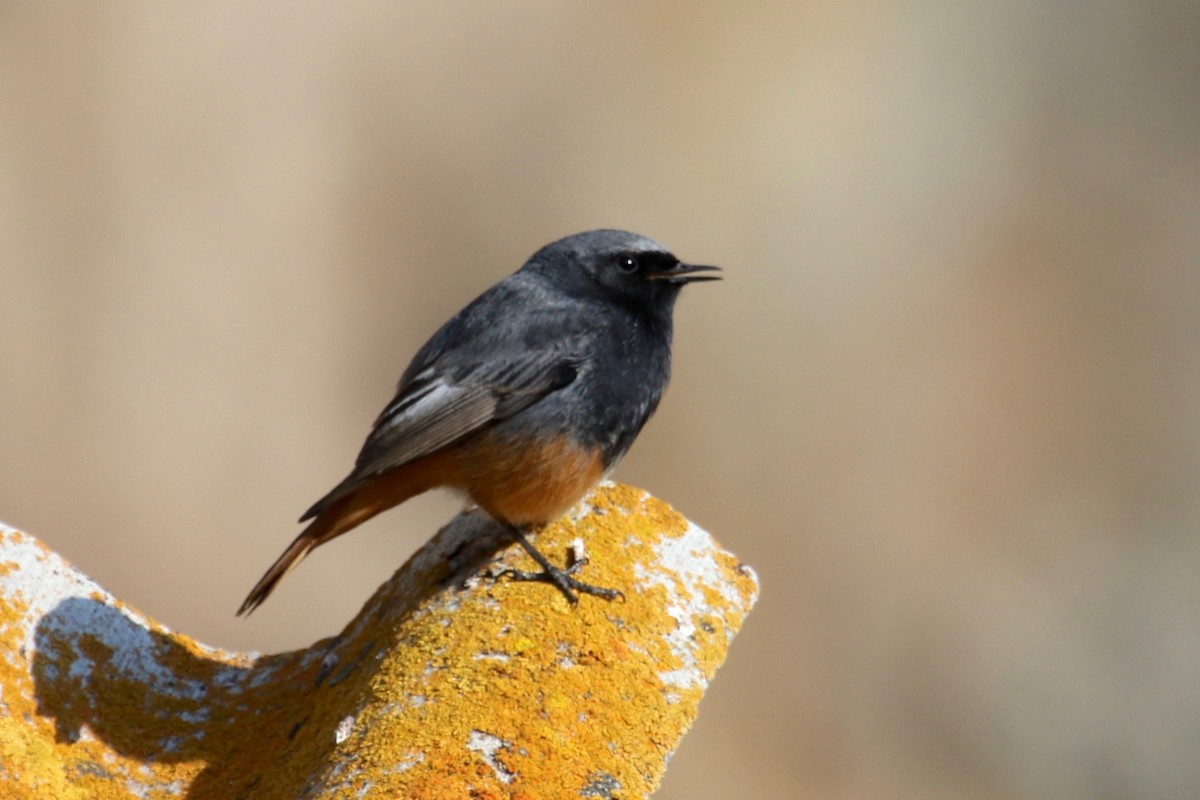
[30,510,514,799]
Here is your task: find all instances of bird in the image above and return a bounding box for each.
[238,229,719,615]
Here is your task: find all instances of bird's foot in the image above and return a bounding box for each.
[501,558,623,604]
[502,526,624,604]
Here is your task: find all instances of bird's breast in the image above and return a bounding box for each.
[453,432,606,525]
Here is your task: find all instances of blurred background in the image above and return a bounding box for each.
[2,3,1198,798]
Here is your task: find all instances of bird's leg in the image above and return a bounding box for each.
[500,524,623,603]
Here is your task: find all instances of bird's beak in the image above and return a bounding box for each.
[647,262,723,284]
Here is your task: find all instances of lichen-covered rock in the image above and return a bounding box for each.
[0,483,758,799]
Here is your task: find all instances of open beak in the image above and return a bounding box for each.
[647,262,723,284]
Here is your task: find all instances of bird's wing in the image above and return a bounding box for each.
[299,347,581,522]
[362,354,579,472]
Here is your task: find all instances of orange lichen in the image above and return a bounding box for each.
[0,484,758,799]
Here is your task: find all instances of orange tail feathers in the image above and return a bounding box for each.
[237,491,400,616]
[236,524,324,616]
[237,455,459,616]
[236,491,395,616]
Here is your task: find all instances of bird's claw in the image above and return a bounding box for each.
[499,558,624,604]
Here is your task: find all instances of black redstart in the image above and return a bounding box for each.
[238,229,719,615]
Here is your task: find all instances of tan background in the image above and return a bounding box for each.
[3,3,1199,798]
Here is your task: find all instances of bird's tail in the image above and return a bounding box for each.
[236,527,322,616]
[237,486,385,616]
[237,458,455,616]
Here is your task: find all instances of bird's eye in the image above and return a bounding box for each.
[617,254,639,274]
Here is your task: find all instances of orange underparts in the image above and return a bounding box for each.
[314,433,605,544]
